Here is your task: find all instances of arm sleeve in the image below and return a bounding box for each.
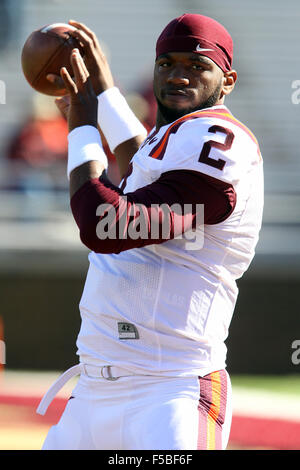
[70,169,236,254]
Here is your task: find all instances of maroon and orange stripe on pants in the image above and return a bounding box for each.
[197,370,232,450]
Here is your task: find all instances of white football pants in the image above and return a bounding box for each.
[41,368,232,450]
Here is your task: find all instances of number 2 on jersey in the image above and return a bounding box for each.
[121,124,234,191]
[199,125,234,170]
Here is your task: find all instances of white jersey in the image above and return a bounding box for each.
[76,104,264,377]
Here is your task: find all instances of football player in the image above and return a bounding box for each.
[37,14,263,450]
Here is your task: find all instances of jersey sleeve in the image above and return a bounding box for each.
[158,116,261,186]
[70,169,236,255]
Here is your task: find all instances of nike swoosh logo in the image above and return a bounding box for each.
[196,44,214,52]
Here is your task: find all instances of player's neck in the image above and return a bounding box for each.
[155,101,227,131]
[155,112,168,131]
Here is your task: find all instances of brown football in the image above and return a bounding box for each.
[21,23,83,96]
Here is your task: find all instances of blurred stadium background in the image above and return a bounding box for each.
[0,0,300,450]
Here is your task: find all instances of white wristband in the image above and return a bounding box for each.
[67,125,108,179]
[98,87,147,152]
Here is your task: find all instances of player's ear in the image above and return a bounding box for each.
[221,70,237,97]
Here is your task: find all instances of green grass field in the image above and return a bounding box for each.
[231,374,300,396]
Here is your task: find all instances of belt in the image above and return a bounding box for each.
[36,363,138,416]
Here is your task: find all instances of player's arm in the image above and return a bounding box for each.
[66,122,236,254]
[70,167,236,254]
[62,49,235,253]
[49,20,147,178]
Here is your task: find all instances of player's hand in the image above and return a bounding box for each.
[60,48,98,132]
[47,20,114,96]
[55,94,70,120]
[68,20,114,95]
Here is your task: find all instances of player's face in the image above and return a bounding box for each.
[153,52,225,125]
